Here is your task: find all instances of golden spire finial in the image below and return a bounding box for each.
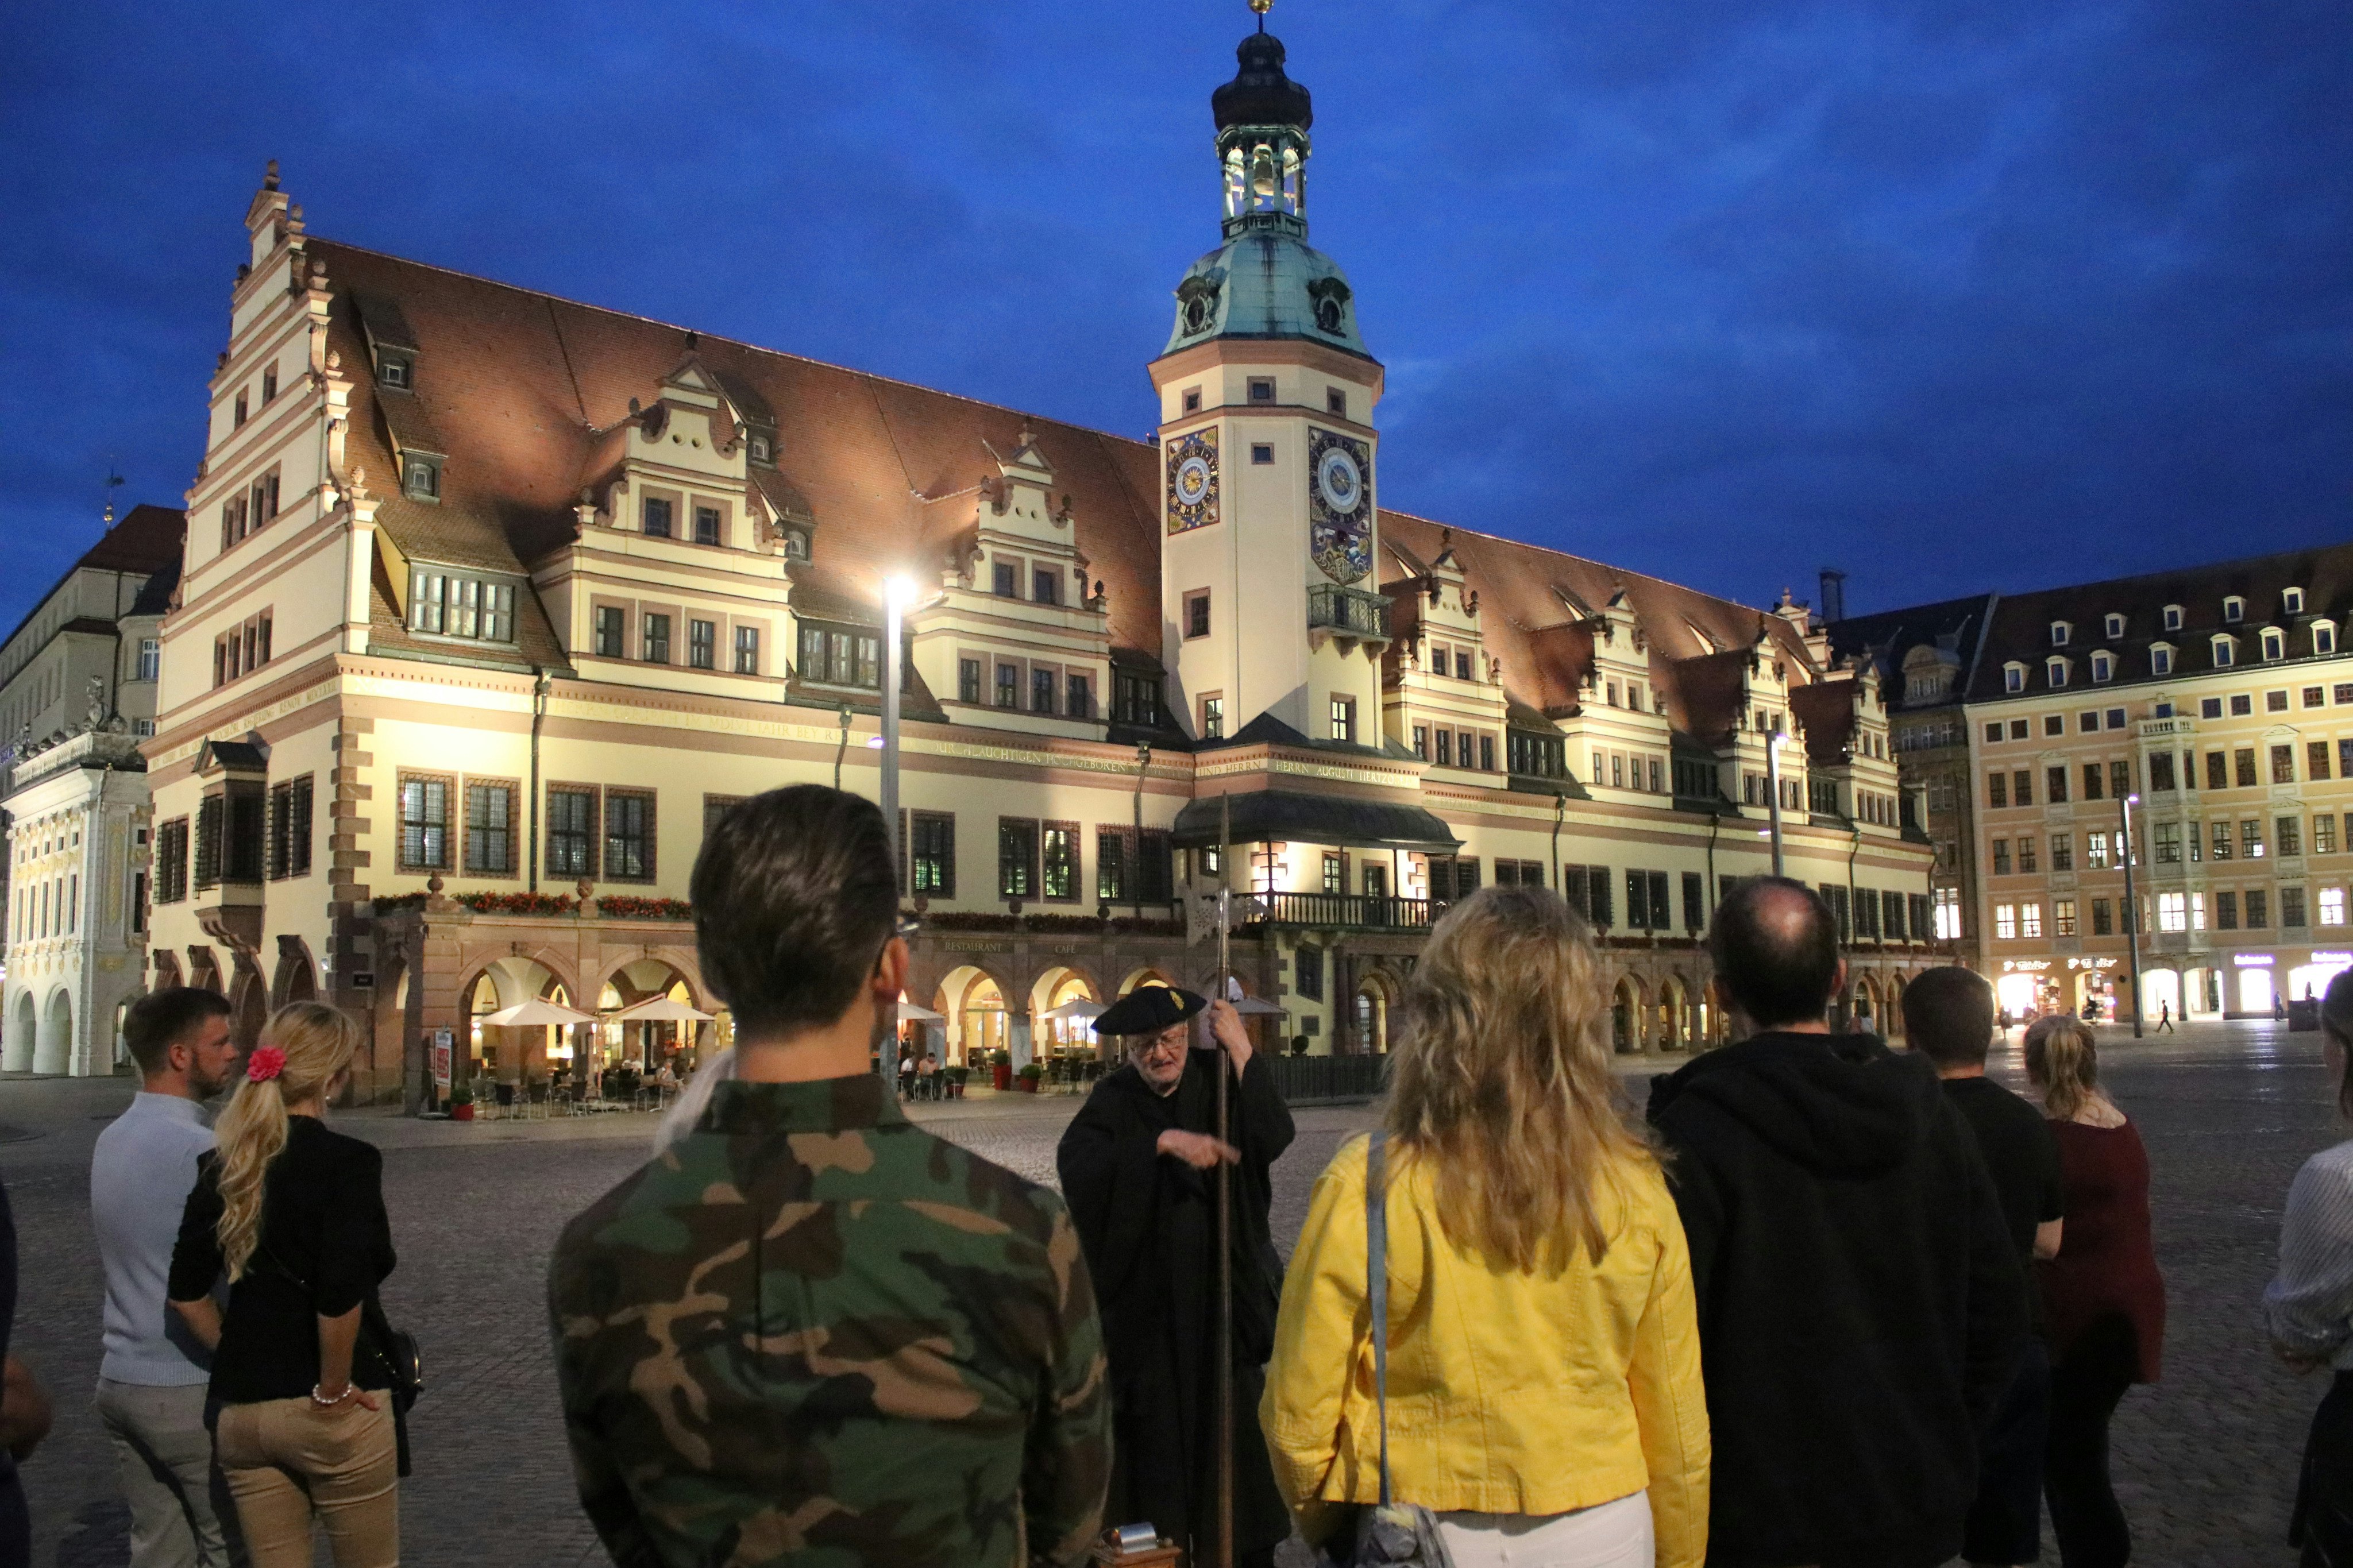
[1248,0,1273,26]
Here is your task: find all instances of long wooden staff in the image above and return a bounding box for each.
[1214,791,1235,1568]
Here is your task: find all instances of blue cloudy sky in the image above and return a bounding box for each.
[2,0,2345,629]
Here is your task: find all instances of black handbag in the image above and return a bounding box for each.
[260,1241,423,1477]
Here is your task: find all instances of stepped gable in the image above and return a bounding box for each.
[310,240,1165,652]
[1378,508,1818,737]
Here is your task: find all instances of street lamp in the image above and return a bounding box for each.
[1132,740,1152,920]
[880,577,915,859]
[1765,728,1788,878]
[2120,791,2144,1039]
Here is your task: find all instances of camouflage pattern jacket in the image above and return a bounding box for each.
[549,1074,1110,1567]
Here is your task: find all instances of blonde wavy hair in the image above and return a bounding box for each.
[2024,1014,2101,1122]
[1384,885,1657,1271]
[213,1002,361,1281]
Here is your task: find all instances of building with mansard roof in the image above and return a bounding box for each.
[1,503,183,1074]
[1846,541,2353,1025]
[140,22,1933,1099]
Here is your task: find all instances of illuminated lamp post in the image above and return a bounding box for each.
[2121,791,2144,1039]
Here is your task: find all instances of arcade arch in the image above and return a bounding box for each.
[934,965,1010,1068]
[36,988,72,1075]
[1611,977,1642,1055]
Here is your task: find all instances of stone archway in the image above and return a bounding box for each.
[934,964,1012,1069]
[1117,965,1178,997]
[1658,975,1691,1053]
[229,961,269,1052]
[1611,976,1642,1055]
[1351,970,1398,1055]
[2,991,34,1073]
[36,988,74,1075]
[1852,975,1881,1036]
[593,956,703,1075]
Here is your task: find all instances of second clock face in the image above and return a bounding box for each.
[1307,426,1373,586]
[1165,429,1219,534]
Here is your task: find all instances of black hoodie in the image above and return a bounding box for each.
[1648,1033,2028,1568]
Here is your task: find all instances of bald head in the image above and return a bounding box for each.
[1711,876,1841,1029]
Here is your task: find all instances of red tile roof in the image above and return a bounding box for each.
[307,239,1819,737]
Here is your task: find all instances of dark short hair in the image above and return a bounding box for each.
[1903,966,1996,1067]
[123,987,233,1075]
[1708,876,1840,1029]
[689,786,898,1040]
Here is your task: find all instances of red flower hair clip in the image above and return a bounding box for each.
[246,1046,287,1084]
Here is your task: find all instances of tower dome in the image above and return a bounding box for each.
[1162,19,1372,362]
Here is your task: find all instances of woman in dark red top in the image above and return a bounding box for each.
[2027,1016,2166,1568]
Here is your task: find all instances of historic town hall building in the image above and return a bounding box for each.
[129,23,1935,1102]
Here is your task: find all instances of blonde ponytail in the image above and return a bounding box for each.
[213,1001,361,1281]
[2024,1014,2100,1122]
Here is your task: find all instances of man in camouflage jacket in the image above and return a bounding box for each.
[550,786,1110,1566]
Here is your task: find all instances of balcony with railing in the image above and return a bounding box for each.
[1306,584,1391,642]
[1242,890,1437,929]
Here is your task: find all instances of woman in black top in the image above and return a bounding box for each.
[169,1002,399,1567]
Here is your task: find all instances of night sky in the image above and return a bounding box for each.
[2,0,2345,634]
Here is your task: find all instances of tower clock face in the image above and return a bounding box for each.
[1166,428,1220,534]
[1307,426,1373,585]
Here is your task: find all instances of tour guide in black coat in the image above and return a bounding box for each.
[1056,986,1295,1567]
[1649,879,2028,1568]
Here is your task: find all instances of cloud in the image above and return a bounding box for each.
[0,0,2344,631]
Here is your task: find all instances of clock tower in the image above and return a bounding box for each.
[1150,8,1388,749]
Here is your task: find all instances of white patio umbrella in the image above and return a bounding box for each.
[479,998,596,1028]
[607,995,715,1022]
[895,999,946,1023]
[1039,998,1106,1024]
[1220,978,1285,1017]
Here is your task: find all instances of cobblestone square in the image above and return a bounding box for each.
[0,1020,2336,1565]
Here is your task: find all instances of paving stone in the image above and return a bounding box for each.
[0,1022,2329,1565]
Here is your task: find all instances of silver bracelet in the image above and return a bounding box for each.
[310,1382,357,1407]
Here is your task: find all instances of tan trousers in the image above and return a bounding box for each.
[214,1396,399,1568]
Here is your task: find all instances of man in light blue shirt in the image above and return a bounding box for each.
[92,987,241,1567]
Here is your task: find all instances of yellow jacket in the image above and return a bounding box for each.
[1260,1133,1710,1568]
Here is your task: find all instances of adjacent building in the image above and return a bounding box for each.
[1,504,183,1073]
[1851,543,2353,1023]
[141,26,1936,1104]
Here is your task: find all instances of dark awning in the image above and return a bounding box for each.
[1170,790,1461,854]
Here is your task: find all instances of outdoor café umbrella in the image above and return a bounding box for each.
[895,999,946,1023]
[478,998,595,1028]
[607,996,715,1023]
[1218,978,1285,1017]
[1039,998,1106,1024]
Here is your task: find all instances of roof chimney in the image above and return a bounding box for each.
[1819,567,1848,624]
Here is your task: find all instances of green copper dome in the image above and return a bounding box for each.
[1162,221,1371,360]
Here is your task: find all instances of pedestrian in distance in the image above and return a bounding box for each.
[550,785,1110,1567]
[1904,967,2065,1568]
[2263,970,2353,1567]
[94,987,246,1568]
[2155,1001,2173,1034]
[1646,877,2027,1568]
[167,1003,401,1568]
[2024,1015,2166,1568]
[1264,885,1710,1568]
[1056,979,1297,1568]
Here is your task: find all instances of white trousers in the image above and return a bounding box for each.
[1434,1490,1653,1568]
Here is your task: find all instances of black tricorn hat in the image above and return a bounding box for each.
[1091,986,1207,1039]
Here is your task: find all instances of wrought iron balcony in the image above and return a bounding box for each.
[1243,891,1437,929]
[1306,585,1391,641]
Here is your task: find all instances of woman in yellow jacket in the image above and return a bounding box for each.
[1262,885,1710,1568]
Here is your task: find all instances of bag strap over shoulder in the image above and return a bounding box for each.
[1366,1130,1391,1508]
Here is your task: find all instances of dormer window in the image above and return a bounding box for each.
[2262,627,2286,662]
[402,454,441,503]
[747,433,772,464]
[379,356,411,390]
[2151,644,2174,676]
[2104,613,2125,639]
[2223,595,2244,623]
[2163,603,2184,632]
[2090,652,2114,683]
[2212,634,2236,667]
[2318,622,2339,656]
[779,528,809,560]
[2050,620,2072,647]
[2004,663,2026,694]
[2285,586,2306,615]
[2046,656,2070,688]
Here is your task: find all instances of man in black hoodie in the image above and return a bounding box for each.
[1649,878,2028,1568]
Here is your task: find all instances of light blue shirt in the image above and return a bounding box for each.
[2265,1137,2353,1373]
[91,1091,217,1385]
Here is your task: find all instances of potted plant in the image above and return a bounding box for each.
[989,1048,1013,1092]
[944,1065,969,1099]
[1015,1062,1043,1094]
[448,1082,475,1122]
